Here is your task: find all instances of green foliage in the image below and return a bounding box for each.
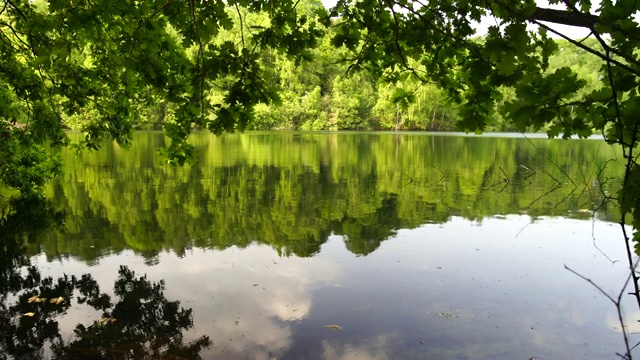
[0,122,62,194]
[330,74,376,129]
[390,88,416,111]
[0,0,326,180]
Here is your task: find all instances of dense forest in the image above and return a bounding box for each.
[54,0,604,133]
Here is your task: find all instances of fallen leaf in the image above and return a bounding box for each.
[50,297,64,305]
[22,312,35,317]
[324,324,342,330]
[28,295,47,303]
[435,312,458,318]
[99,317,116,324]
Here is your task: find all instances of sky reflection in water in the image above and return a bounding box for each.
[6,132,631,359]
[32,215,632,360]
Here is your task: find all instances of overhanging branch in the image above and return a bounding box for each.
[531,7,598,28]
[527,6,640,44]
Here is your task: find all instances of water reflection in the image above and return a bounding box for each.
[0,196,210,360]
[40,132,621,261]
[2,132,635,359]
[1,261,211,360]
[21,216,634,359]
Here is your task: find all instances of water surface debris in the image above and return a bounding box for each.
[99,317,116,324]
[27,295,47,303]
[50,297,64,305]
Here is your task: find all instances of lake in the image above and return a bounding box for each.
[2,131,638,359]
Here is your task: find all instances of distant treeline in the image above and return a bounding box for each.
[58,0,602,133]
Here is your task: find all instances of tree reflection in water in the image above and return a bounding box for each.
[0,195,211,360]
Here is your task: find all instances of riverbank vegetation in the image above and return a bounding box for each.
[55,7,604,133]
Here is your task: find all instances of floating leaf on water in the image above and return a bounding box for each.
[28,295,47,303]
[99,317,116,324]
[324,324,342,330]
[435,312,458,318]
[50,296,64,305]
[22,312,35,317]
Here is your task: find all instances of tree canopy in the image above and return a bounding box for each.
[1,0,639,243]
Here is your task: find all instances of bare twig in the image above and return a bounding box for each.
[565,263,637,359]
[426,164,448,190]
[590,216,618,265]
[518,163,537,188]
[523,134,576,186]
[528,183,562,208]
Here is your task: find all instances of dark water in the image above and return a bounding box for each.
[2,132,637,359]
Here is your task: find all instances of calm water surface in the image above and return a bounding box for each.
[2,132,637,359]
